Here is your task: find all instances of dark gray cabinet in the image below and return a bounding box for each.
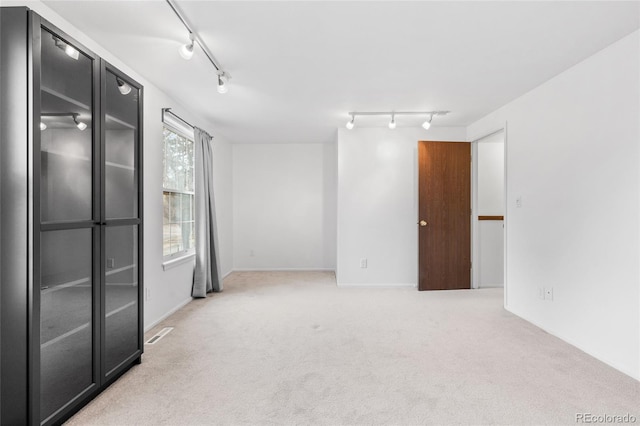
[0,7,144,425]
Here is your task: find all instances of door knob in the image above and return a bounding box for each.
[419,220,428,227]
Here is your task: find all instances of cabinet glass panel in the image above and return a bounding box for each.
[105,70,139,220]
[105,225,139,373]
[40,29,93,223]
[40,228,94,421]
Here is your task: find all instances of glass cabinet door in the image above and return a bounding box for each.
[40,28,94,223]
[38,24,98,423]
[104,225,139,374]
[104,69,139,220]
[103,67,142,377]
[39,229,95,422]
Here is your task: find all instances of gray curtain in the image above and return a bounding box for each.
[192,127,222,297]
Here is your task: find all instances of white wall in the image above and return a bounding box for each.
[232,143,336,270]
[11,0,234,331]
[336,127,467,286]
[467,30,640,380]
[213,138,234,278]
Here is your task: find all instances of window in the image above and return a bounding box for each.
[162,122,195,259]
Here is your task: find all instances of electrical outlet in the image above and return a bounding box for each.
[516,196,523,208]
[107,258,115,268]
[360,258,368,268]
[544,287,553,301]
[145,288,151,302]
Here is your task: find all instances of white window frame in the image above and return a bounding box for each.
[161,110,196,268]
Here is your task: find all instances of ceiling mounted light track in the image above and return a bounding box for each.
[345,111,450,130]
[166,0,231,94]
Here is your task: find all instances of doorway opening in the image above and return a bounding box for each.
[471,129,506,296]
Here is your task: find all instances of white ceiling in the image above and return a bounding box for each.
[42,1,640,144]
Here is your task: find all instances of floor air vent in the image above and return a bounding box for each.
[145,327,174,345]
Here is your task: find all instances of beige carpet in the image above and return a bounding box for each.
[66,271,639,425]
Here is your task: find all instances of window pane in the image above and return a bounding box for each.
[162,192,171,257]
[170,192,181,223]
[171,223,182,254]
[162,126,194,258]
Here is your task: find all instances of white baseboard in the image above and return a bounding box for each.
[479,283,504,288]
[337,282,416,288]
[232,268,336,272]
[144,297,192,332]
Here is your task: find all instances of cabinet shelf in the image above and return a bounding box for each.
[42,86,90,110]
[42,86,137,130]
[42,148,135,171]
[41,300,138,350]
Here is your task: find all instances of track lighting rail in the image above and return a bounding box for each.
[347,111,450,116]
[166,0,231,79]
[345,110,450,130]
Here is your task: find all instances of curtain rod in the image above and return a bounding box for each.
[162,107,194,129]
[162,108,214,139]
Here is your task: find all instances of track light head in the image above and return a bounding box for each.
[217,73,228,94]
[346,115,355,130]
[116,77,132,95]
[388,114,396,129]
[422,113,434,130]
[179,33,195,60]
[73,114,87,131]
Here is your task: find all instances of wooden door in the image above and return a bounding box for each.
[418,141,471,291]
